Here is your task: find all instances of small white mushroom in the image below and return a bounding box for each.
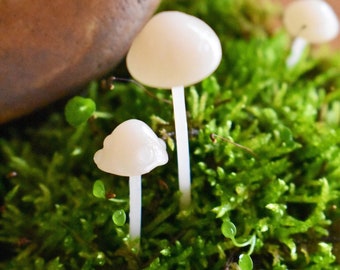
[126,11,222,209]
[283,0,339,67]
[93,119,168,242]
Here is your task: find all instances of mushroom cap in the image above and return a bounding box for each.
[283,0,339,43]
[126,11,222,89]
[93,119,168,177]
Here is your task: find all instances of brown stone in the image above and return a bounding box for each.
[0,0,160,124]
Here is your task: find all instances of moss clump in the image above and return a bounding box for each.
[1,0,340,269]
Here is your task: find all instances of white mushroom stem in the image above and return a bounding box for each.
[129,175,142,241]
[286,37,308,68]
[171,85,191,209]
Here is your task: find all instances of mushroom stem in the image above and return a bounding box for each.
[129,175,142,241]
[286,37,308,68]
[171,86,191,209]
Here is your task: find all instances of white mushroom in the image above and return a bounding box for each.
[126,11,222,209]
[93,119,168,242]
[283,0,339,67]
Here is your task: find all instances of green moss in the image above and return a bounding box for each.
[1,0,340,269]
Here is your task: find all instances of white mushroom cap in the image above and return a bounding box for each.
[93,119,168,177]
[126,11,222,89]
[283,0,339,44]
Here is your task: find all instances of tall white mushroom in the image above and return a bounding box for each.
[283,0,339,67]
[126,11,222,209]
[93,119,168,244]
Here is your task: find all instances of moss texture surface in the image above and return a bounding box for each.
[1,0,340,269]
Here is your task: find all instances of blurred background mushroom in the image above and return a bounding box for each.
[279,0,340,48]
[0,0,160,124]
